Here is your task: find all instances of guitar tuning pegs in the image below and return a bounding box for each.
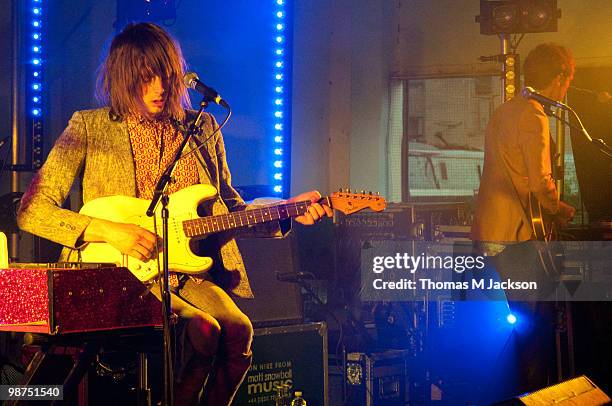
[360,190,365,194]
[368,191,373,195]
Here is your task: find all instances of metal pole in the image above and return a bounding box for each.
[10,0,20,261]
[555,106,566,199]
[137,353,151,406]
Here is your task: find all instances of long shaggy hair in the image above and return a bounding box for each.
[524,43,575,90]
[96,23,190,121]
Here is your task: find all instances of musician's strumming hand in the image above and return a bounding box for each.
[83,218,160,261]
[555,201,576,228]
[286,190,333,225]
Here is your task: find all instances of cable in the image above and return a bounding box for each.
[511,33,525,53]
[549,108,612,159]
[0,136,13,187]
[179,106,232,161]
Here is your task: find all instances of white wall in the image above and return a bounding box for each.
[292,0,395,196]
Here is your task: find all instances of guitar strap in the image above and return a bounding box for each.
[189,132,215,184]
[498,144,562,280]
[178,115,215,184]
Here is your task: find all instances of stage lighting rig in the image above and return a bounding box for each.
[476,0,561,35]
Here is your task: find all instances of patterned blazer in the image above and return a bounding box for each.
[17,107,268,298]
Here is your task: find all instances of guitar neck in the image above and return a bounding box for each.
[182,197,330,237]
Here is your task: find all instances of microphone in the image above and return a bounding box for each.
[569,86,612,104]
[276,271,315,283]
[183,72,229,109]
[521,86,568,109]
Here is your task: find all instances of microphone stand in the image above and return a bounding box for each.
[548,105,612,160]
[146,97,209,406]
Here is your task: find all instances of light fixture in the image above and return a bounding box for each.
[477,0,560,35]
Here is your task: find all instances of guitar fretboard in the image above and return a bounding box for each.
[182,200,320,237]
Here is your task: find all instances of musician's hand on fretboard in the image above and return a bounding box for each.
[286,190,333,225]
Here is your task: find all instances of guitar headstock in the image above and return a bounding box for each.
[329,189,387,215]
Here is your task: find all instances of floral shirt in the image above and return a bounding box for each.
[126,115,200,287]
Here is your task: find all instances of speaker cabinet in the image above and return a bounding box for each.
[234,322,328,406]
[234,234,303,326]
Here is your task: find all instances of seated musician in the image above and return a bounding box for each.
[17,22,332,405]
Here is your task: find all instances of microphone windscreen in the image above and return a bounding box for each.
[183,72,199,88]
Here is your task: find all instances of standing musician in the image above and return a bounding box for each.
[472,42,576,244]
[17,22,332,405]
[472,43,577,392]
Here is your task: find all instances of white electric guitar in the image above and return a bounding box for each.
[78,184,387,282]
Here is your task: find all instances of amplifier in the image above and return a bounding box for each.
[411,201,471,240]
[234,234,303,326]
[334,201,471,302]
[0,267,161,334]
[335,201,470,241]
[335,204,418,240]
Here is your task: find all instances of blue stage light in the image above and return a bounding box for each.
[506,313,517,325]
[273,1,287,195]
[28,0,45,170]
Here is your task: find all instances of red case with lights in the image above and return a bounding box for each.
[0,267,162,334]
